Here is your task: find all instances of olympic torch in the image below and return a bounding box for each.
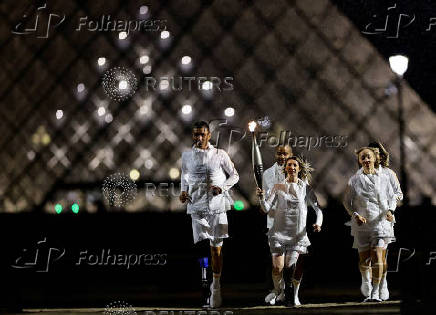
[249,121,264,189]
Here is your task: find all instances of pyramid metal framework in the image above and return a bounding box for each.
[0,0,435,213]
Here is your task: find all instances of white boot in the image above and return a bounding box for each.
[370,282,381,302]
[360,265,372,298]
[379,273,389,301]
[210,275,222,308]
[292,279,301,306]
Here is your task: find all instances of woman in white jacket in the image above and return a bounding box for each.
[343,146,400,302]
[257,156,323,306]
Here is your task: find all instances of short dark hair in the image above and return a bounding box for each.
[192,121,210,131]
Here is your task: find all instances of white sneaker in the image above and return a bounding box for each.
[361,280,372,298]
[265,290,284,305]
[379,275,389,301]
[210,284,222,308]
[370,283,382,302]
[293,279,301,306]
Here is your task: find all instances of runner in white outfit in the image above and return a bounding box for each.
[257,156,322,306]
[343,146,401,302]
[179,121,239,308]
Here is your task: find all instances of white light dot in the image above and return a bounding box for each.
[119,80,128,90]
[139,5,149,15]
[119,32,128,40]
[140,105,148,115]
[145,160,153,169]
[97,106,106,117]
[159,79,169,90]
[105,113,113,123]
[130,169,140,181]
[27,151,35,160]
[169,168,180,179]
[56,109,63,120]
[160,31,170,39]
[77,83,85,93]
[97,57,106,66]
[140,55,149,64]
[181,56,192,65]
[142,65,152,74]
[181,104,192,115]
[224,107,235,117]
[202,81,213,91]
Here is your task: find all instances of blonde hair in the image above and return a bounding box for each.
[283,155,314,184]
[368,141,389,167]
[355,147,380,168]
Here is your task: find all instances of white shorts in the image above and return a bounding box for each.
[352,230,395,252]
[191,212,228,247]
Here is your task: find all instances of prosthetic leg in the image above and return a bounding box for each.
[199,257,211,307]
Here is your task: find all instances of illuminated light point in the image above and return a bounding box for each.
[202,81,213,91]
[224,107,235,117]
[97,57,106,66]
[56,109,63,120]
[27,151,35,160]
[130,169,140,181]
[140,55,149,64]
[248,121,257,132]
[71,203,79,214]
[145,159,153,169]
[105,113,113,123]
[119,31,128,40]
[55,204,63,214]
[142,65,152,74]
[159,79,169,90]
[77,83,85,93]
[181,104,192,115]
[160,30,170,39]
[389,55,409,77]
[118,80,128,90]
[41,134,51,145]
[181,56,192,65]
[234,200,244,211]
[139,5,149,15]
[169,168,180,179]
[97,106,106,117]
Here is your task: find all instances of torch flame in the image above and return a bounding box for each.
[248,121,257,132]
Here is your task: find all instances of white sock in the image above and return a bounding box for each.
[212,273,221,289]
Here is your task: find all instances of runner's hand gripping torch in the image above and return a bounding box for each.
[249,121,264,189]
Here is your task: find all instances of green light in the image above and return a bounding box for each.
[71,203,79,213]
[234,200,244,211]
[55,204,63,214]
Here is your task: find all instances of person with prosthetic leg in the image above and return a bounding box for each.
[179,121,239,308]
[257,156,322,306]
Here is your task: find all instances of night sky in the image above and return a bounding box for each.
[332,0,436,113]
